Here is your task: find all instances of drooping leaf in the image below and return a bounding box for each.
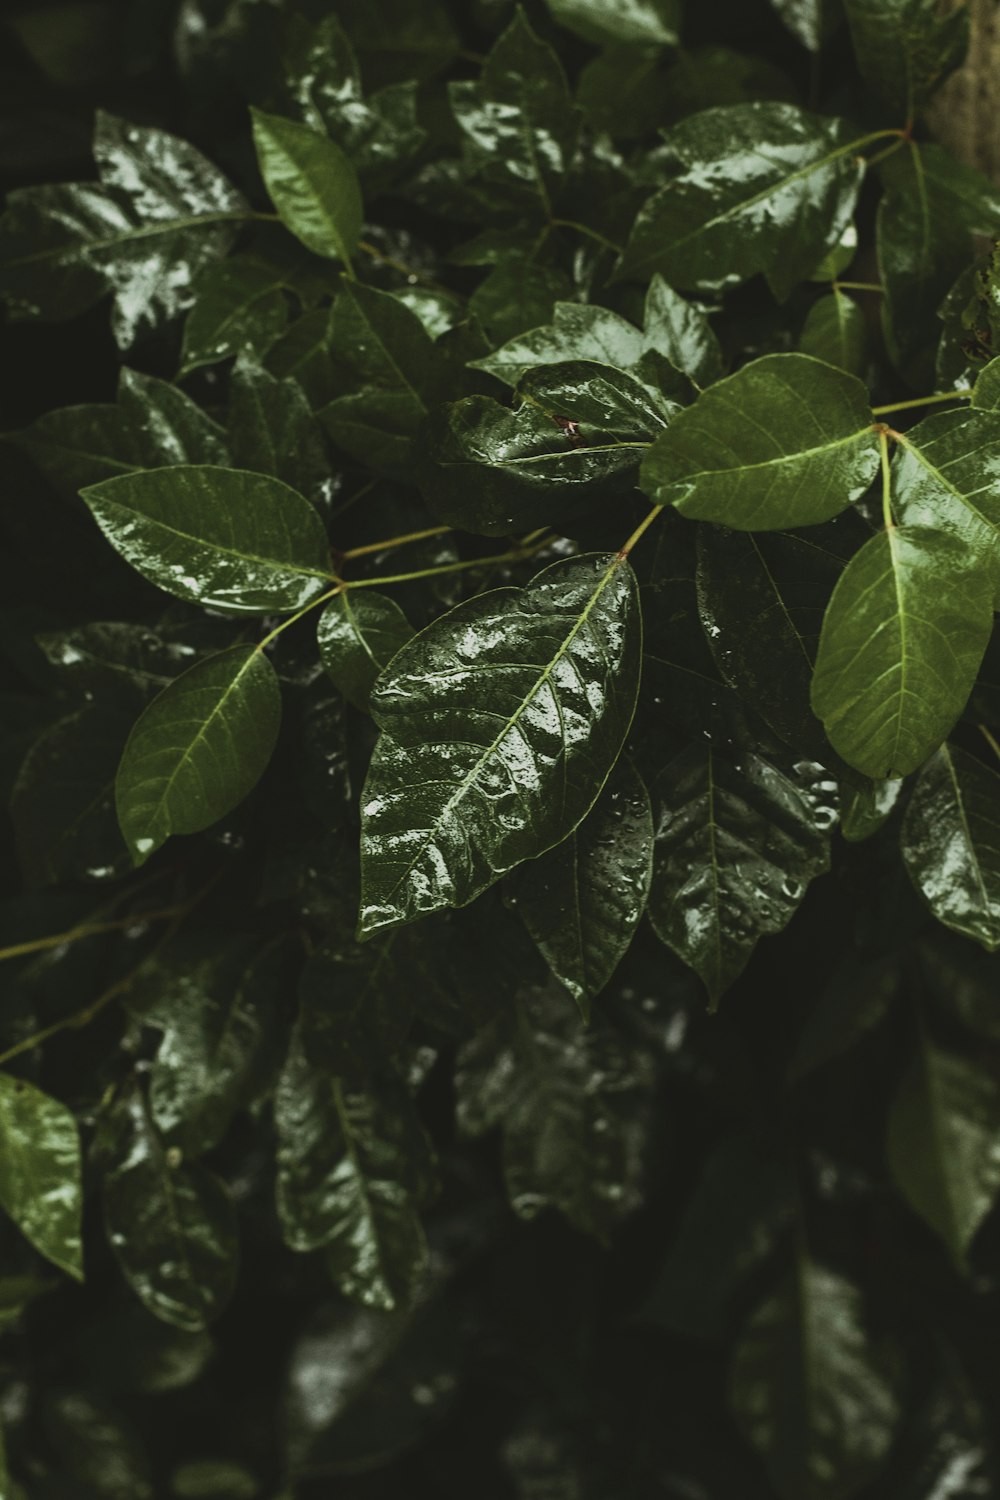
[178,255,290,376]
[274,1026,432,1310]
[101,1080,238,1330]
[811,527,994,779]
[449,11,580,217]
[358,553,642,935]
[0,1073,83,1280]
[250,108,363,266]
[82,465,334,613]
[901,744,1000,951]
[317,591,415,711]
[616,103,865,299]
[506,759,653,1014]
[114,645,282,865]
[545,0,680,45]
[0,110,248,347]
[455,984,656,1239]
[889,408,1000,593]
[640,353,880,529]
[800,291,867,377]
[730,1258,900,1500]
[843,0,969,120]
[648,737,837,1006]
[423,361,675,534]
[887,1020,1000,1272]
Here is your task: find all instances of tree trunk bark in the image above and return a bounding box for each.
[927,0,1000,179]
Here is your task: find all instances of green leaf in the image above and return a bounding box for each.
[227,353,333,511]
[274,1026,432,1310]
[640,354,880,529]
[506,759,653,1014]
[101,1080,238,1331]
[317,591,415,711]
[730,1258,900,1500]
[972,355,1000,410]
[843,0,969,120]
[643,273,724,388]
[0,111,247,347]
[115,645,282,866]
[840,777,903,841]
[887,1022,1000,1272]
[901,744,1000,951]
[423,362,675,534]
[82,465,333,613]
[455,985,656,1239]
[37,620,211,702]
[250,108,363,266]
[787,955,899,1081]
[767,0,841,51]
[811,527,994,779]
[544,0,680,45]
[265,306,337,407]
[799,291,867,377]
[616,103,864,299]
[468,261,574,347]
[889,409,1000,594]
[359,552,642,935]
[0,1073,83,1281]
[648,738,836,1006]
[470,298,683,388]
[179,255,290,376]
[449,11,580,217]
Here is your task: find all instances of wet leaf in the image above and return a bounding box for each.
[800,291,867,377]
[843,0,969,119]
[617,103,864,299]
[811,528,994,778]
[101,1080,238,1330]
[115,645,282,865]
[470,296,687,389]
[887,1022,1000,1272]
[82,465,334,613]
[901,744,1000,951]
[227,354,332,511]
[359,553,642,935]
[506,759,653,1014]
[251,108,363,266]
[317,591,414,711]
[640,354,879,529]
[0,1073,83,1280]
[890,409,1000,594]
[545,0,679,45]
[179,255,290,376]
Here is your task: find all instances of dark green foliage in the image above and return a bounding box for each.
[6,2,1000,1496]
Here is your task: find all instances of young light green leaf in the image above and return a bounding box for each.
[506,759,653,1015]
[179,256,290,376]
[275,1026,432,1310]
[887,1024,1000,1272]
[359,553,642,935]
[843,0,969,120]
[648,740,836,1007]
[0,1074,83,1281]
[250,108,363,266]
[730,1258,900,1500]
[811,528,994,779]
[901,744,1000,951]
[317,591,415,711]
[890,409,1000,593]
[115,645,282,866]
[799,291,867,377]
[82,466,333,613]
[101,1080,238,1330]
[616,103,864,299]
[640,354,880,529]
[0,111,248,347]
[423,362,675,535]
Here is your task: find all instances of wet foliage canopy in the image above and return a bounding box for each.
[4,0,1000,1495]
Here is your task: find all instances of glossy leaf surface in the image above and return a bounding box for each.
[0,1075,83,1281]
[545,0,680,45]
[901,745,1000,951]
[115,645,282,865]
[891,409,1000,592]
[359,554,642,934]
[317,591,415,711]
[640,354,879,529]
[251,109,362,266]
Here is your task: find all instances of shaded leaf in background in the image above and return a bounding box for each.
[842,0,969,120]
[640,354,879,529]
[506,758,653,1015]
[811,528,993,779]
[617,103,864,299]
[901,744,1000,952]
[251,108,363,267]
[0,1074,83,1281]
[787,954,899,1082]
[887,1020,1000,1272]
[101,1081,238,1331]
[114,645,282,865]
[317,591,414,711]
[544,0,680,45]
[799,290,867,377]
[179,255,290,376]
[227,353,333,512]
[730,1259,900,1500]
[359,553,642,935]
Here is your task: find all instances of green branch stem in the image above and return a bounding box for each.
[872,389,973,416]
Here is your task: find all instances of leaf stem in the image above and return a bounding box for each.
[878,428,894,529]
[0,900,192,965]
[872,389,973,416]
[347,538,553,590]
[617,504,664,560]
[550,219,624,255]
[340,524,453,561]
[255,583,345,653]
[833,280,883,294]
[979,724,1000,766]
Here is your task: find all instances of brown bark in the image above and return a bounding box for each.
[927,0,1000,179]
